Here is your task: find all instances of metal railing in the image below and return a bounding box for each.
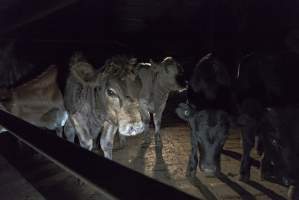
[0,110,199,200]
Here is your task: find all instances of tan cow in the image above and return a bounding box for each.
[118,57,186,147]
[64,53,145,159]
[0,66,68,136]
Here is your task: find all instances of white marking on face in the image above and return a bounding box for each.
[118,121,145,136]
[59,111,69,126]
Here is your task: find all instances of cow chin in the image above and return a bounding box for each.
[118,121,145,136]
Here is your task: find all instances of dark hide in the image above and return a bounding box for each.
[259,106,299,186]
[236,51,299,182]
[176,103,229,177]
[188,53,239,116]
[176,53,234,176]
[0,42,40,88]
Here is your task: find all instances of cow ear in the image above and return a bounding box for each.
[129,57,137,65]
[95,71,104,85]
[176,102,193,121]
[70,60,96,84]
[161,57,179,74]
[128,58,137,74]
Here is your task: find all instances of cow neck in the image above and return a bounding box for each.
[153,73,170,103]
[77,83,100,121]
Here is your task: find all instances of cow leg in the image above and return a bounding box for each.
[186,132,199,177]
[118,134,127,149]
[70,115,93,151]
[56,126,63,138]
[64,119,76,143]
[100,122,117,159]
[240,129,255,181]
[142,116,151,145]
[153,112,162,146]
[139,102,151,145]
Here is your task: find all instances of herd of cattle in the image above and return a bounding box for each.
[0,45,298,198]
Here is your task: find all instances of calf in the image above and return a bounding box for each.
[64,53,145,159]
[177,53,236,176]
[119,57,186,147]
[176,103,230,176]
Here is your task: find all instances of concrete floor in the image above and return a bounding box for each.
[112,124,289,200]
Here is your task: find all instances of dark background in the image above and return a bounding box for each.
[0,0,298,81]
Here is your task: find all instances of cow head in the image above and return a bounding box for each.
[70,55,145,137]
[190,53,231,100]
[259,107,299,186]
[176,102,229,176]
[151,57,187,91]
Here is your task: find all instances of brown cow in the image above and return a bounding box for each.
[64,53,145,159]
[0,66,68,136]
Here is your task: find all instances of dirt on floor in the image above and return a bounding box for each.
[112,124,289,200]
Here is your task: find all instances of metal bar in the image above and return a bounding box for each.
[0,38,128,48]
[0,0,80,36]
[0,110,199,200]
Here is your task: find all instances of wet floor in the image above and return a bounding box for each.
[112,124,289,200]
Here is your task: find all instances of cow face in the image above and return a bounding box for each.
[69,56,145,137]
[98,58,145,136]
[176,103,229,176]
[260,108,299,185]
[151,57,187,91]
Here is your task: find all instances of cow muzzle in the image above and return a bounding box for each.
[119,121,145,136]
[200,164,218,177]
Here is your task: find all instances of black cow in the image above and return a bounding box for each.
[176,103,230,176]
[260,106,299,183]
[260,106,299,200]
[236,51,299,183]
[176,53,237,176]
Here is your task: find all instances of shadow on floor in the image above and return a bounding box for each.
[130,141,151,173]
[217,173,255,200]
[222,149,260,168]
[188,177,218,200]
[244,180,287,200]
[152,144,172,183]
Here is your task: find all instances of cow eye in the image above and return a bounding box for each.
[184,110,189,116]
[272,139,278,146]
[107,88,117,97]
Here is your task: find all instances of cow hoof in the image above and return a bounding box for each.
[239,175,250,182]
[288,185,299,200]
[186,170,196,178]
[143,136,151,144]
[282,176,292,186]
[118,141,127,150]
[119,136,127,148]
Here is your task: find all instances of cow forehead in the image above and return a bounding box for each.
[106,77,140,98]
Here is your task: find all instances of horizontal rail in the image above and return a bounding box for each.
[0,110,199,200]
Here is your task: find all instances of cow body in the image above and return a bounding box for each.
[260,106,299,184]
[236,51,299,182]
[137,57,186,145]
[64,54,145,159]
[176,53,235,176]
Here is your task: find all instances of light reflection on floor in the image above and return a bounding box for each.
[112,124,289,200]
